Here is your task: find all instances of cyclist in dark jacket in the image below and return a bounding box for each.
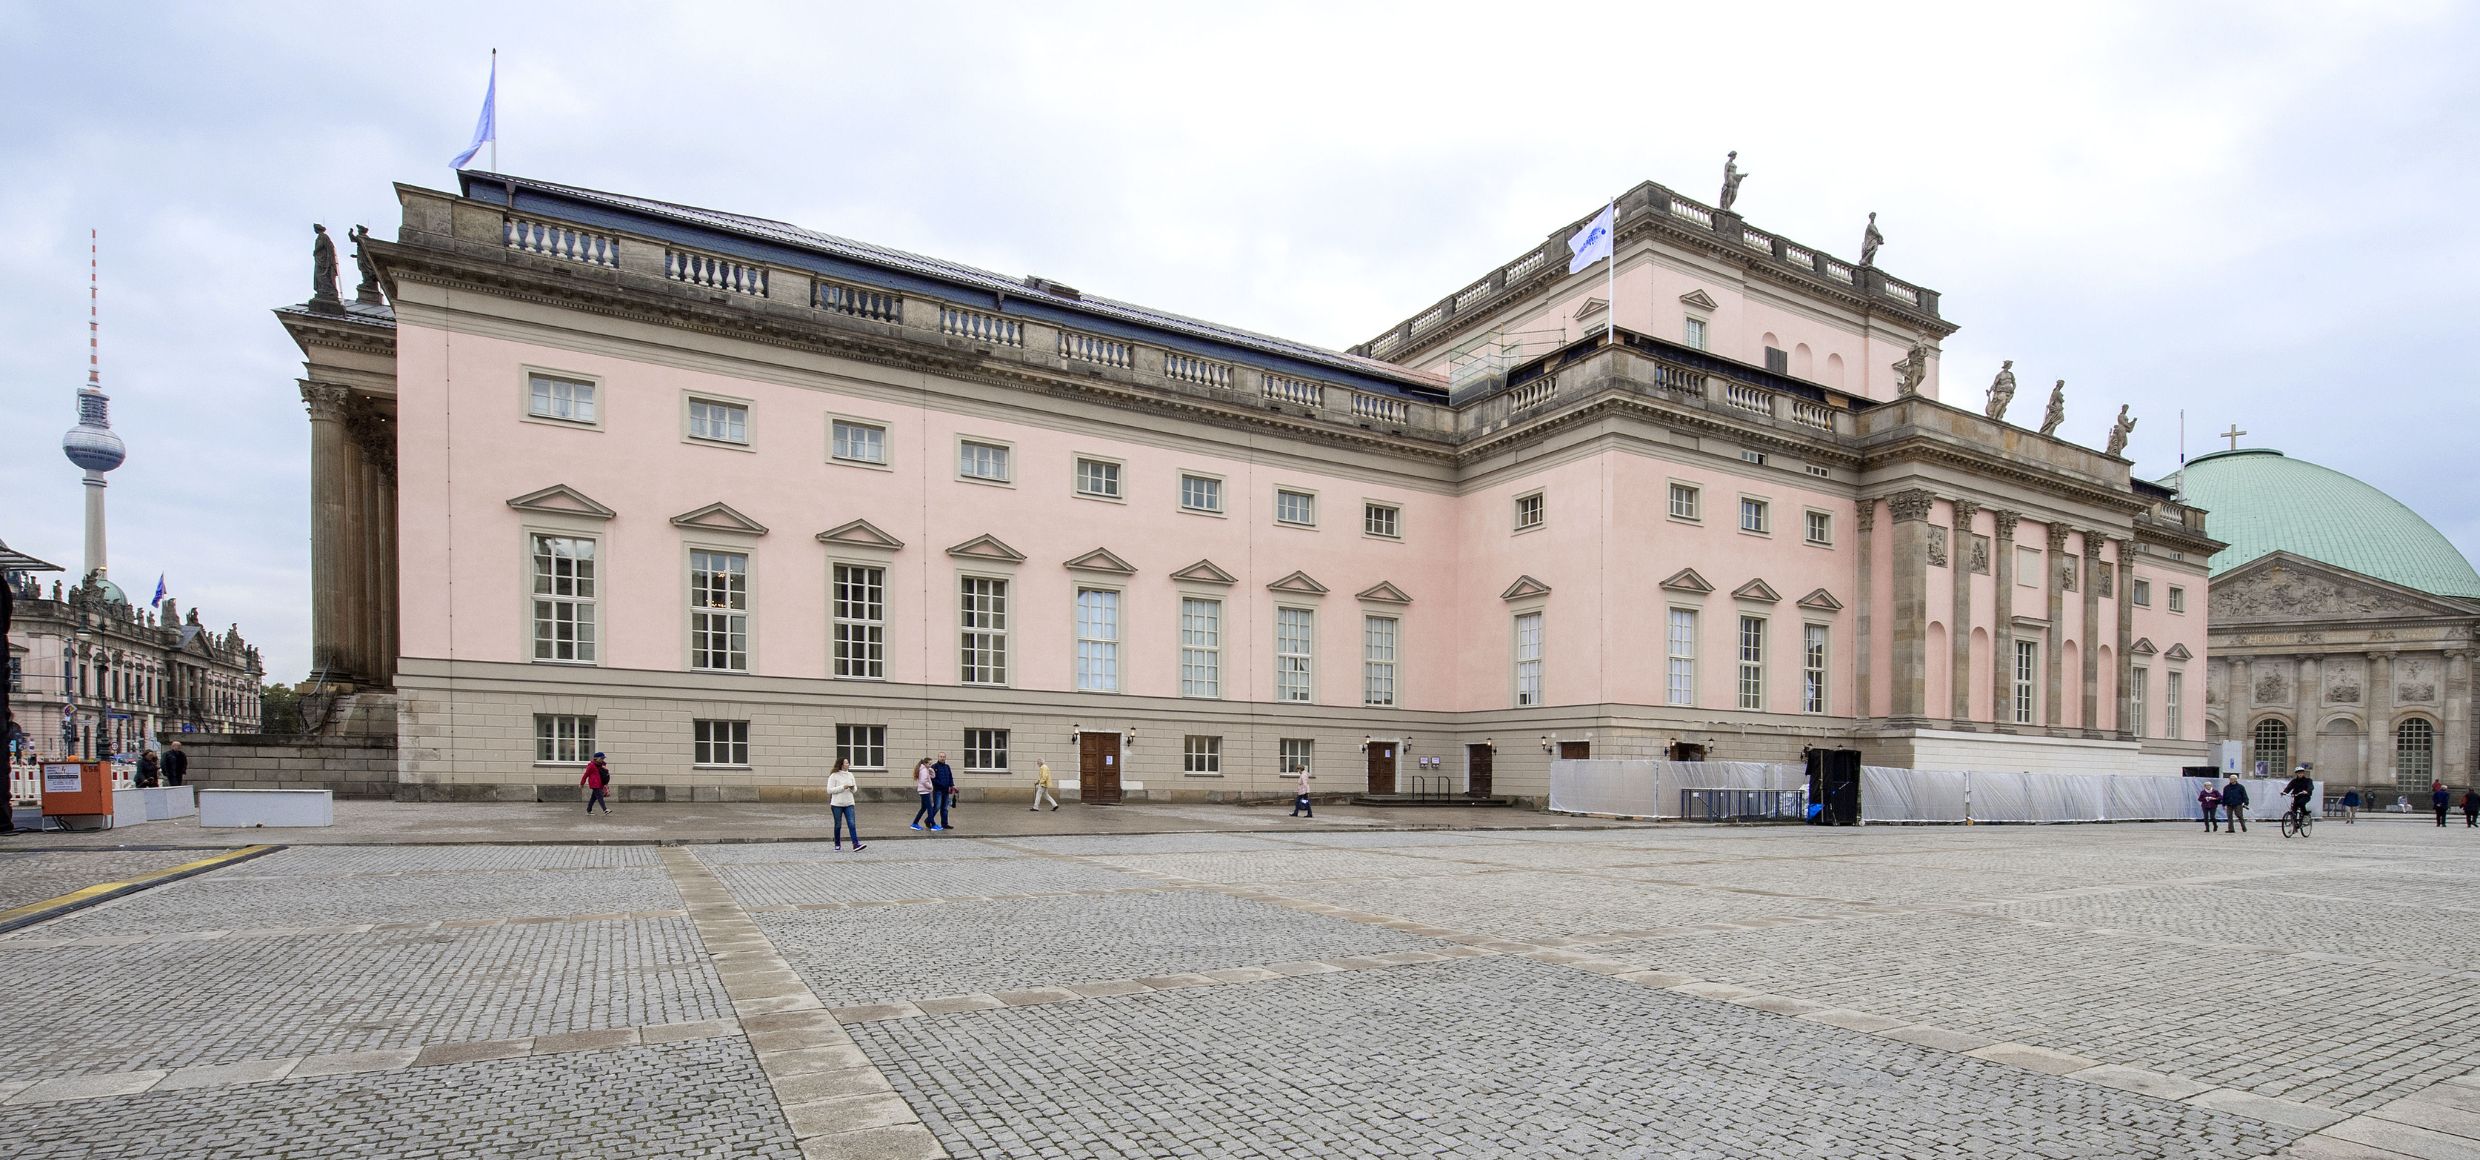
[2280,768,2315,822]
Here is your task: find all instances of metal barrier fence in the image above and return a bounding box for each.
[1551,759,2317,825]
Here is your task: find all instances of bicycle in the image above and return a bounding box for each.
[2280,799,2314,839]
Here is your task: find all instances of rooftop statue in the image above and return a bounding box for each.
[311,224,340,307]
[1893,336,1932,396]
[1985,360,2017,422]
[1860,212,1883,267]
[1719,151,1748,212]
[348,225,381,304]
[2105,404,2137,457]
[2039,380,2066,437]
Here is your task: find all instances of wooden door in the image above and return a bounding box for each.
[1559,740,1592,760]
[1466,744,1494,798]
[1365,742,1397,795]
[1079,732,1122,805]
[1669,742,1707,762]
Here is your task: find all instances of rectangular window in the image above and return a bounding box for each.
[1179,597,1222,698]
[1276,489,1317,527]
[963,728,1009,774]
[1515,492,1545,531]
[2132,578,2152,606]
[527,373,597,424]
[1804,464,1830,479]
[1667,609,1696,706]
[958,439,1011,483]
[1669,483,1700,521]
[1279,738,1314,777]
[1802,624,1828,714]
[1363,615,1399,707]
[2129,667,2149,737]
[1275,607,1314,703]
[1075,587,1121,693]
[1684,317,1708,350]
[831,419,887,465]
[1074,457,1122,499]
[2167,586,2186,613]
[1364,502,1401,539]
[1514,611,1543,707]
[1180,474,1223,514]
[530,534,597,663]
[836,724,886,771]
[1740,497,1769,534]
[2014,640,2039,725]
[1740,449,1769,467]
[1183,735,1222,776]
[689,549,749,672]
[1764,347,1788,374]
[1737,616,1765,710]
[960,576,1009,685]
[534,714,596,764]
[688,397,749,444]
[832,563,885,679]
[693,719,749,767]
[2165,671,2183,739]
[1804,510,1833,546]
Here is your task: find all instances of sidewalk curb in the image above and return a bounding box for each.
[0,845,284,936]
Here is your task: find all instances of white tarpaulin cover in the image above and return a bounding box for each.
[1551,760,2321,825]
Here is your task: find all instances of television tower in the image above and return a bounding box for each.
[60,230,126,582]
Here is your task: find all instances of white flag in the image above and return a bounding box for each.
[1567,201,1614,274]
[451,54,497,170]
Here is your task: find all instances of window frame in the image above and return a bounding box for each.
[528,531,599,666]
[831,561,887,680]
[1801,622,1828,714]
[2167,586,2186,613]
[828,415,891,469]
[1274,487,1319,528]
[1279,738,1314,778]
[959,573,1011,686]
[522,368,602,430]
[693,719,751,768]
[1362,501,1402,541]
[1363,614,1400,708]
[1182,734,1223,777]
[1513,611,1544,707]
[1737,614,1766,710]
[1274,605,1316,703]
[2165,670,2183,740]
[835,724,887,772]
[2013,640,2039,725]
[955,436,1015,486]
[1683,316,1708,351]
[1513,490,1546,533]
[1072,454,1125,503]
[686,546,752,673]
[1666,607,1697,707]
[2394,717,2437,790]
[1179,596,1222,699]
[683,391,753,449]
[1178,472,1226,516]
[962,728,1011,775]
[1073,585,1122,693]
[1738,496,1771,536]
[2129,666,2149,737]
[1803,509,1834,547]
[2131,578,2152,607]
[533,714,597,765]
[2251,717,2291,775]
[1667,482,1701,523]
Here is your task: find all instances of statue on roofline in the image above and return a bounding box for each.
[347,225,381,303]
[1719,151,1748,212]
[311,224,340,307]
[2105,405,2137,457]
[1985,360,2016,422]
[2039,380,2067,437]
[1860,212,1883,267]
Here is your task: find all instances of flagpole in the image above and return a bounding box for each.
[490,48,498,172]
[1604,200,1616,344]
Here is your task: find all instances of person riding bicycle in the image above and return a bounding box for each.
[2280,766,2316,822]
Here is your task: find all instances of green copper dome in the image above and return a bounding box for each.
[2166,448,2480,598]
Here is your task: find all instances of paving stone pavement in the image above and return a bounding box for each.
[3,818,2474,1157]
[0,848,239,912]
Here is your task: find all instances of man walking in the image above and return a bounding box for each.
[1030,758,1061,812]
[2435,781,2453,827]
[2462,788,2478,828]
[2220,775,2249,833]
[1289,765,1313,818]
[160,739,187,787]
[930,752,956,831]
[2340,789,2360,823]
[580,752,612,814]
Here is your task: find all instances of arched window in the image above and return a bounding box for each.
[2395,718,2436,790]
[2250,718,2290,775]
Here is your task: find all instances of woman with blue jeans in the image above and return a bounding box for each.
[827,757,864,851]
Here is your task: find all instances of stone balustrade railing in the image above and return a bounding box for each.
[1263,374,1324,408]
[816,279,901,323]
[1061,330,1135,369]
[666,248,769,297]
[1163,351,1234,389]
[1351,392,1409,424]
[941,305,1022,347]
[505,216,620,268]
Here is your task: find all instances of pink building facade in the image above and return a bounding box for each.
[274,174,2217,802]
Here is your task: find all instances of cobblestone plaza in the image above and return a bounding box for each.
[3,819,2476,1158]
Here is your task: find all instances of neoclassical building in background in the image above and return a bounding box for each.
[2175,447,2476,792]
[274,170,2214,802]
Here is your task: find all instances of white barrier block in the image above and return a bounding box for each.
[198,788,334,828]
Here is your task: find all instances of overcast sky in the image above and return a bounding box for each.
[4,1,2475,683]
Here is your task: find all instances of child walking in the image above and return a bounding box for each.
[581,752,612,815]
[827,756,865,851]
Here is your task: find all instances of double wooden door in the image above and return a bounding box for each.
[1080,732,1122,805]
[1365,742,1397,795]
[1466,744,1494,798]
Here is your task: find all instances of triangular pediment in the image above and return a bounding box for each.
[2129,637,2158,657]
[1170,558,1236,586]
[1573,297,1608,320]
[1660,568,1714,594]
[507,484,615,520]
[1500,575,1552,601]
[1064,547,1137,575]
[816,518,905,551]
[1796,587,1844,612]
[2164,643,2193,661]
[946,534,1026,563]
[2209,550,2480,625]
[1267,570,1329,596]
[1733,578,1782,603]
[1356,581,1413,605]
[1679,289,1719,310]
[670,502,768,536]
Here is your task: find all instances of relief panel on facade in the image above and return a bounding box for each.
[2058,558,2077,592]
[2205,661,2227,706]
[2096,561,2114,598]
[1927,527,1949,568]
[2325,662,2361,704]
[2397,656,2437,703]
[1969,535,1991,575]
[2210,564,2449,624]
[2254,664,2289,705]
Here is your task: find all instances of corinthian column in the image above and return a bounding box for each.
[301,382,359,683]
[2113,537,2135,740]
[1888,489,1937,720]
[2045,523,2070,729]
[1949,498,1979,724]
[1855,497,1878,718]
[1992,510,2020,729]
[2081,531,2103,735]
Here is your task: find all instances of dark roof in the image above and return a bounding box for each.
[457,171,1445,400]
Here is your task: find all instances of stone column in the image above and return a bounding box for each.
[2444,650,2470,783]
[1991,510,2020,730]
[2045,523,2069,729]
[1948,499,1979,725]
[1854,497,1878,720]
[2294,654,2320,772]
[300,382,360,683]
[2367,652,2393,788]
[1887,489,1937,721]
[2080,531,2103,736]
[337,421,372,686]
[377,455,399,687]
[2113,538,2136,740]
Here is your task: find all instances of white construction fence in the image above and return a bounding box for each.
[1549,759,2316,825]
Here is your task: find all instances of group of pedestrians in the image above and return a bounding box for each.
[2433,780,2480,827]
[2199,769,2480,832]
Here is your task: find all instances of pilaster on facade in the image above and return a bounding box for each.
[2079,530,2104,736]
[1948,498,1980,725]
[1990,510,2020,731]
[2111,537,2136,741]
[1886,489,1937,721]
[1853,496,1878,720]
[2043,522,2070,728]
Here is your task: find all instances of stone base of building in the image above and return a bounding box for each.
[183,692,402,799]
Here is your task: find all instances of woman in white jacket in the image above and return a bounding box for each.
[827,757,865,851]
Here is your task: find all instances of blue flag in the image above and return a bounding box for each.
[451,54,497,170]
[1567,201,1614,274]
[151,574,166,608]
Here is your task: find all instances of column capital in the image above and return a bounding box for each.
[2045,522,2072,552]
[1855,495,1879,526]
[2080,532,2105,559]
[1888,488,1937,523]
[1950,497,1981,525]
[1991,510,2021,539]
[300,381,352,420]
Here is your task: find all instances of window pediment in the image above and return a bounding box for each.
[1660,568,1713,594]
[947,534,1027,563]
[2129,637,2158,657]
[816,518,904,551]
[1064,547,1137,575]
[1267,570,1329,596]
[1356,581,1413,605]
[507,484,616,520]
[2164,643,2193,661]
[1170,558,1236,586]
[1732,579,1782,604]
[1795,587,1843,612]
[1679,289,1720,310]
[670,502,768,536]
[1500,575,1552,601]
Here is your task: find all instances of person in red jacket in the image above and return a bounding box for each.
[581,752,612,815]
